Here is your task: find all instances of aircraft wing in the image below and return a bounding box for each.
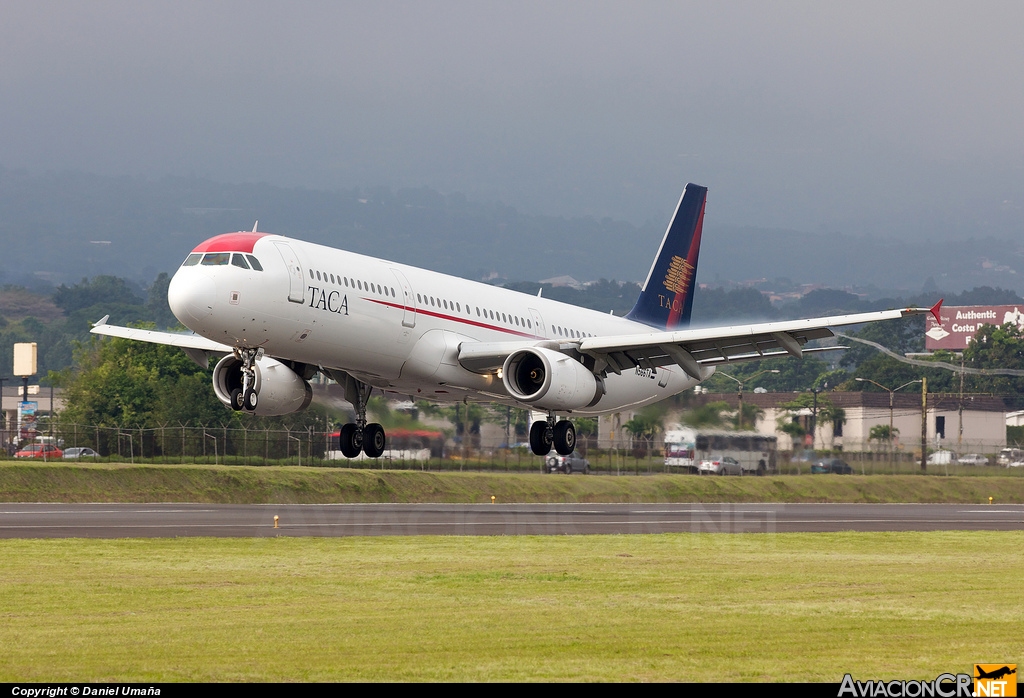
[90,315,232,368]
[457,305,938,379]
[579,306,937,379]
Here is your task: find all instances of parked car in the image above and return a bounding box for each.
[927,450,956,465]
[956,453,989,466]
[811,458,854,474]
[15,444,64,460]
[997,448,1024,467]
[63,447,100,460]
[545,453,590,474]
[698,455,742,475]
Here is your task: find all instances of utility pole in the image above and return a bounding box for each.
[920,377,928,472]
[958,353,965,451]
[855,378,922,468]
[0,376,6,452]
[717,369,779,432]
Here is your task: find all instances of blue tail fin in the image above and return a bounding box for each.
[625,183,707,329]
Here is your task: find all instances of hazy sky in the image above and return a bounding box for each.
[2,1,1022,237]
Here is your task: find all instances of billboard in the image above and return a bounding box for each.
[925,305,1024,350]
[18,401,38,442]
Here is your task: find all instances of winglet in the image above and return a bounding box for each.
[93,314,110,328]
[929,299,943,325]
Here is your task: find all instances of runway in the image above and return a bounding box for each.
[0,502,1021,538]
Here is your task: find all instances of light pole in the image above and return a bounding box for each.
[855,378,922,462]
[717,369,780,431]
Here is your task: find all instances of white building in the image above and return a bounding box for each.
[692,392,1007,454]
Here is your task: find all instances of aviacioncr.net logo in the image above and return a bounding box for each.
[839,673,973,697]
[974,664,1017,697]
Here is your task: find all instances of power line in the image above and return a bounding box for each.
[836,333,1024,376]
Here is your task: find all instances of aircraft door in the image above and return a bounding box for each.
[274,242,305,304]
[529,308,547,338]
[390,268,416,328]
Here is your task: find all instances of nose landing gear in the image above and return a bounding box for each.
[230,348,261,413]
[228,348,262,412]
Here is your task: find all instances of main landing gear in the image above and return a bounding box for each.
[336,376,387,459]
[230,348,260,413]
[529,413,576,456]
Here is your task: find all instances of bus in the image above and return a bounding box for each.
[664,427,778,475]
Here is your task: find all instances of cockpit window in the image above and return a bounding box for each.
[231,253,250,269]
[201,252,231,266]
[246,255,263,271]
[182,253,202,267]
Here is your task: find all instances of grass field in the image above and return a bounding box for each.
[2,532,1021,682]
[3,462,1024,504]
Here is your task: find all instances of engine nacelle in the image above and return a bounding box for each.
[213,355,313,416]
[502,347,601,411]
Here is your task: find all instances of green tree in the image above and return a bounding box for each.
[869,424,899,444]
[146,272,178,328]
[54,276,143,314]
[682,401,730,428]
[56,334,227,432]
[624,412,662,456]
[963,322,1024,410]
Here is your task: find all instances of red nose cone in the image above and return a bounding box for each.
[192,232,268,254]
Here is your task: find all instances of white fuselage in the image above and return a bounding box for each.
[167,234,699,415]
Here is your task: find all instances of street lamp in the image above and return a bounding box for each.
[854,378,922,458]
[717,369,780,431]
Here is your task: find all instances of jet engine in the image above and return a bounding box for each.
[502,347,602,411]
[212,354,313,416]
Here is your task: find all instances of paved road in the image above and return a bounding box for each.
[0,503,1021,538]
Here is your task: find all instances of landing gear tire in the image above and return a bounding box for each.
[230,388,244,411]
[553,420,576,456]
[339,423,361,458]
[363,423,386,458]
[530,421,553,456]
[243,387,258,412]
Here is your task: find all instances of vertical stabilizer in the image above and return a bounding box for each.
[625,183,707,329]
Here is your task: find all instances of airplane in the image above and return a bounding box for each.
[91,183,942,459]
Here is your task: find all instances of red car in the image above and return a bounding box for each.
[14,444,64,459]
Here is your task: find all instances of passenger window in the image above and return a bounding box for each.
[231,254,250,269]
[245,255,263,271]
[330,274,335,284]
[182,253,202,266]
[201,253,230,265]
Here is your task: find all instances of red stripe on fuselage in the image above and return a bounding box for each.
[365,298,544,339]
[192,232,269,254]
